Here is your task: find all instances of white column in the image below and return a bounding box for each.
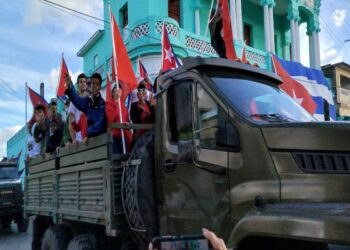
[290,19,297,61]
[269,6,275,53]
[264,5,271,52]
[230,0,237,39]
[309,32,316,68]
[236,0,243,41]
[315,32,321,68]
[195,8,200,35]
[295,20,300,62]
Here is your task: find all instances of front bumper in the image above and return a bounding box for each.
[231,202,350,246]
[0,204,22,216]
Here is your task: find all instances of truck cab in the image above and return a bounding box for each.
[147,57,350,249]
[0,160,26,232]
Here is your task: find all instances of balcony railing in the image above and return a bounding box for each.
[126,16,269,69]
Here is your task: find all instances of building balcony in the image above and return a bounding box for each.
[125,16,270,69]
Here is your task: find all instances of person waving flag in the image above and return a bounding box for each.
[209,0,238,60]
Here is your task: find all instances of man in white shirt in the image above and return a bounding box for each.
[67,73,89,144]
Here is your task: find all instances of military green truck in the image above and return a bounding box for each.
[0,159,27,232]
[25,58,350,250]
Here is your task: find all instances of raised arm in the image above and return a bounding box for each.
[65,87,89,114]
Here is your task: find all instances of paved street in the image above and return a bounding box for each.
[0,221,31,250]
[0,217,350,250]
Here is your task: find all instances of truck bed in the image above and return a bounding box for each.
[25,134,126,235]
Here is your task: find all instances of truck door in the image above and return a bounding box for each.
[159,79,232,236]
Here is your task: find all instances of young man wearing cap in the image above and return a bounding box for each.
[65,72,107,139]
[67,73,89,144]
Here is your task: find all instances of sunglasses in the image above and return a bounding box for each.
[137,89,146,94]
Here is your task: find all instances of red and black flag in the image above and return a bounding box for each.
[209,0,238,60]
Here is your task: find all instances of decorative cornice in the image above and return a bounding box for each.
[287,2,300,21]
[260,0,275,8]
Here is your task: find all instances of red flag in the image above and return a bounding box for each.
[272,55,317,114]
[57,55,69,97]
[161,24,181,72]
[105,74,113,103]
[209,0,238,60]
[110,12,138,102]
[220,0,237,60]
[27,86,49,123]
[138,59,153,91]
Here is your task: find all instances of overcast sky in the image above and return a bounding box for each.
[1,0,349,158]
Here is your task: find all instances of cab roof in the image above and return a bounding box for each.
[159,57,282,86]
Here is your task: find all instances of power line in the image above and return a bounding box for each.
[37,0,105,28]
[39,0,107,24]
[36,0,211,57]
[319,1,350,62]
[0,78,26,103]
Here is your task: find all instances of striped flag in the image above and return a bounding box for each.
[57,55,69,100]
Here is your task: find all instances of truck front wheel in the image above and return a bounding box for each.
[41,224,73,250]
[67,234,97,250]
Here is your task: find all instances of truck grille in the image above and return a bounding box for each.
[0,186,16,202]
[292,152,350,174]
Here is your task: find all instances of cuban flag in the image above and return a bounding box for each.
[161,23,181,73]
[272,56,336,121]
[27,86,49,124]
[56,55,69,101]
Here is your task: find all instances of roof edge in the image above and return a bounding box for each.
[77,30,104,57]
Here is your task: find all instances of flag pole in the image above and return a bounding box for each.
[25,82,28,124]
[109,3,126,154]
[205,0,216,37]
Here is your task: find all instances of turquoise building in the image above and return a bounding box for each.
[77,0,322,83]
[6,125,27,184]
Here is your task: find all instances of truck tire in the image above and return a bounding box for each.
[123,130,158,242]
[17,216,29,233]
[67,234,97,250]
[120,241,138,250]
[41,225,72,250]
[1,217,12,230]
[32,216,48,250]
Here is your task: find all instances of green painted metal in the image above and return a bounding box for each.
[24,134,125,235]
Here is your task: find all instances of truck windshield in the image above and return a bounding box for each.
[0,166,19,179]
[211,77,315,123]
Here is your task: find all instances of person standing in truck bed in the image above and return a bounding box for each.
[105,83,132,154]
[67,73,90,144]
[32,104,49,156]
[65,72,107,140]
[130,82,155,141]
